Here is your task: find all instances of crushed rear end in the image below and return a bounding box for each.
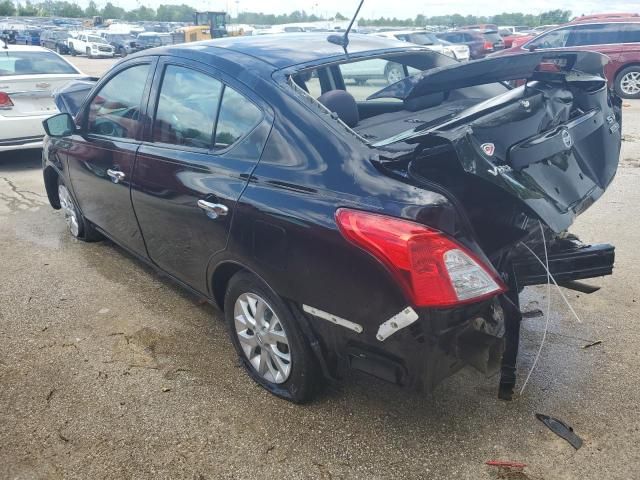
[366,51,621,396]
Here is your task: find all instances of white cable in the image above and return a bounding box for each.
[519,241,584,324]
[518,222,587,395]
[519,221,551,395]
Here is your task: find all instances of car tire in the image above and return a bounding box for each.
[119,47,127,57]
[224,271,318,403]
[57,178,102,242]
[69,43,76,56]
[615,65,640,99]
[86,47,92,59]
[56,45,62,54]
[385,63,404,84]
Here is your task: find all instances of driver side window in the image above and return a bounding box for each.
[87,64,150,139]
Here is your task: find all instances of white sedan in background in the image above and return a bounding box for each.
[0,42,85,152]
[375,30,471,61]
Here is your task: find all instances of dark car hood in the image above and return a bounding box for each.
[368,51,609,101]
[53,78,98,116]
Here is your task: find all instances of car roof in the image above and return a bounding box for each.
[179,33,413,69]
[1,44,51,52]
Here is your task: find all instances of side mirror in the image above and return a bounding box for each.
[527,44,537,52]
[42,113,75,137]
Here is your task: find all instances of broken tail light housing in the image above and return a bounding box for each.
[0,92,14,110]
[335,209,506,307]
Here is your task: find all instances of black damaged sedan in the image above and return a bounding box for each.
[42,34,621,402]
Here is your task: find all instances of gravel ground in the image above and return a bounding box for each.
[1,57,639,479]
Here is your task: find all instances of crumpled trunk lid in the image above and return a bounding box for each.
[380,51,622,234]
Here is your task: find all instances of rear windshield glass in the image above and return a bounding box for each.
[0,51,79,76]
[483,32,502,42]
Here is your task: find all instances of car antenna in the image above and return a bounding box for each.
[327,0,365,55]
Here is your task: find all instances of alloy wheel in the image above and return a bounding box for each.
[620,71,640,96]
[387,67,403,84]
[233,292,292,384]
[58,184,80,237]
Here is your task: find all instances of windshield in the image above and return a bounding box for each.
[88,36,107,44]
[0,51,79,76]
[406,33,436,45]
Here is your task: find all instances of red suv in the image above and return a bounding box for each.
[492,18,640,98]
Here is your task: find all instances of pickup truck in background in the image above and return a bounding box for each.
[67,32,115,58]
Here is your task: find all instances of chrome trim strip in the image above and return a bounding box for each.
[302,305,364,334]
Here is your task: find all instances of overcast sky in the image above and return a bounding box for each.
[97,0,638,19]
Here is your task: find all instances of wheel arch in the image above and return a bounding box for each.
[210,259,334,381]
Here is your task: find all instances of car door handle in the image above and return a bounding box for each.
[197,199,228,219]
[106,169,126,183]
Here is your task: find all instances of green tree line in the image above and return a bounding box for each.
[0,2,572,28]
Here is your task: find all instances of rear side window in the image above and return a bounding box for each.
[87,64,149,139]
[214,87,262,149]
[567,23,624,46]
[527,27,571,49]
[153,65,223,149]
[0,51,78,76]
[620,23,640,43]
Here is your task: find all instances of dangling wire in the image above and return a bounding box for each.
[519,221,551,395]
[518,221,587,395]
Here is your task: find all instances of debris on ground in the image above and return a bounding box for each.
[536,413,583,449]
[582,340,603,349]
[521,309,544,319]
[486,460,529,479]
[161,387,171,392]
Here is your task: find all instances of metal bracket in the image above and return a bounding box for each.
[376,307,419,341]
[302,305,363,334]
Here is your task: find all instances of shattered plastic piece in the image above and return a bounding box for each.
[521,309,544,319]
[536,413,583,449]
[582,340,603,349]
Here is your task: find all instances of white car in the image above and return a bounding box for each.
[376,30,470,61]
[0,43,85,152]
[67,32,115,58]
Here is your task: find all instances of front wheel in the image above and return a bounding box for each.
[57,179,102,242]
[385,63,404,84]
[615,65,640,99]
[224,272,318,403]
[119,47,127,57]
[86,47,92,59]
[69,44,76,56]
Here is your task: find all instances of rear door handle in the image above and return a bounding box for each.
[107,169,126,183]
[197,199,228,219]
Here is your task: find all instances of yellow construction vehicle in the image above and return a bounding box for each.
[179,11,231,43]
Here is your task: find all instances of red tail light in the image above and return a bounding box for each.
[483,41,494,51]
[537,62,561,73]
[0,92,14,110]
[335,209,506,307]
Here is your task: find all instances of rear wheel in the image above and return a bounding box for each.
[615,65,640,99]
[119,47,127,57]
[86,47,92,59]
[69,43,76,56]
[385,63,404,84]
[224,272,318,403]
[57,179,102,242]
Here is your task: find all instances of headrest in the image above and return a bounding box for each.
[317,89,359,128]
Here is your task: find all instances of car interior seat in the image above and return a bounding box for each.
[316,89,359,128]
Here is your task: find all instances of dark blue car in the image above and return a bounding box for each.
[14,29,41,46]
[41,34,620,402]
